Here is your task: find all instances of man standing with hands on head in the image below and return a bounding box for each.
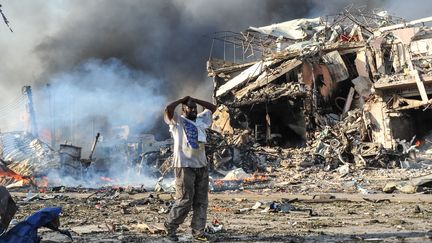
[164,96,216,242]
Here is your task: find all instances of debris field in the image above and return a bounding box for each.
[2,8,432,243]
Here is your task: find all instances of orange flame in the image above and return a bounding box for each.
[243,174,268,183]
[0,168,31,185]
[213,179,225,187]
[415,140,422,147]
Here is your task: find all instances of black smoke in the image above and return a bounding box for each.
[34,1,315,93]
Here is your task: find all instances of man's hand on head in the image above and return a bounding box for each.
[166,96,193,122]
[181,96,192,104]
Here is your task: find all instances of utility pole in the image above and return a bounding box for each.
[47,83,56,147]
[23,86,38,137]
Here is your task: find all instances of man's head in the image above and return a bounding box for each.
[182,98,197,121]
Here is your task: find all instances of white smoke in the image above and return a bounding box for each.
[43,166,161,189]
[34,58,165,150]
[31,58,166,188]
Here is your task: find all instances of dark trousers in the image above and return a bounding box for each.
[166,167,209,236]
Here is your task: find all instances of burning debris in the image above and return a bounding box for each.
[0,132,58,187]
[0,128,169,189]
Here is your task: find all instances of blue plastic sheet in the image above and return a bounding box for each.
[0,207,72,243]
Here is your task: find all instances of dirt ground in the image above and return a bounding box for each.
[7,168,432,242]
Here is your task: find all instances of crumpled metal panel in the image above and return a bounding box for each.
[0,132,59,177]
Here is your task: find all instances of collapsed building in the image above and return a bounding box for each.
[206,9,432,170]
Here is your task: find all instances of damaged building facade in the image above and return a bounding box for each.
[207,10,432,169]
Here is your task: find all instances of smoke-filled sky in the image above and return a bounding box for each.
[1,0,432,142]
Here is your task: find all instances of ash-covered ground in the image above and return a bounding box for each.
[6,168,432,243]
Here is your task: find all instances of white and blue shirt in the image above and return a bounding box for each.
[165,109,212,168]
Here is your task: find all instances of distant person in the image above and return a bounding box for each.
[164,96,216,242]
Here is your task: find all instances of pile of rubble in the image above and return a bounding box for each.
[201,8,432,177]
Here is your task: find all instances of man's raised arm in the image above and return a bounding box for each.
[164,96,189,121]
[192,98,217,113]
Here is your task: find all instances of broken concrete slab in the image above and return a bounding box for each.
[411,174,432,187]
[216,59,277,97]
[383,181,417,194]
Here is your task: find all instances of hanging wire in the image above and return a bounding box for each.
[208,38,215,60]
[0,94,28,132]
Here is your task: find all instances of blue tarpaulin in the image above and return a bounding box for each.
[0,207,72,243]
